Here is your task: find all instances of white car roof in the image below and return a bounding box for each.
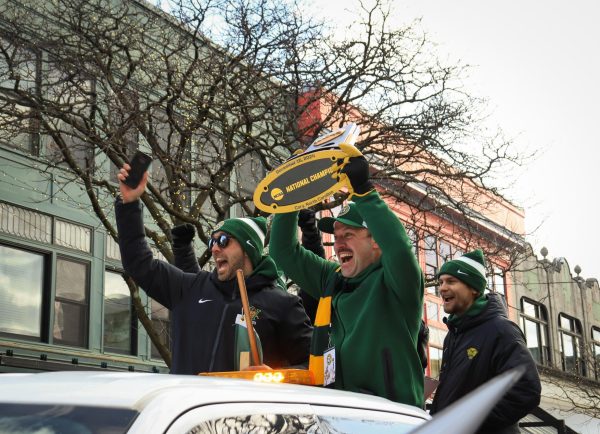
[0,371,427,418]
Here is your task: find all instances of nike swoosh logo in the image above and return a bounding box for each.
[457,270,469,275]
[198,299,212,304]
[246,240,256,249]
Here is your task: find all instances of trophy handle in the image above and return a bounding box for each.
[338,143,363,157]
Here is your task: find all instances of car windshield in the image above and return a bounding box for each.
[319,415,419,433]
[0,404,138,434]
[185,412,422,433]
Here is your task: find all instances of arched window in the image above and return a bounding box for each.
[519,298,550,365]
[592,326,600,380]
[558,313,585,376]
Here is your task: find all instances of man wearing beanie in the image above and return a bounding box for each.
[430,249,541,434]
[115,165,312,375]
[270,156,425,407]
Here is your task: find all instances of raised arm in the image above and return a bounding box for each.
[342,156,424,305]
[171,223,201,273]
[116,165,204,309]
[354,191,424,304]
[269,212,337,300]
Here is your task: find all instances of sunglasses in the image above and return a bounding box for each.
[208,233,233,250]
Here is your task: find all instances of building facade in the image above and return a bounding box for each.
[510,245,600,432]
[0,0,272,373]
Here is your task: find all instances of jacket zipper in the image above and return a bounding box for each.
[332,292,345,388]
[434,329,459,404]
[208,289,238,371]
[208,303,229,372]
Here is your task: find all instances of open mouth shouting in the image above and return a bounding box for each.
[338,250,353,265]
[441,293,455,309]
[215,257,229,275]
[337,249,356,276]
[213,253,240,281]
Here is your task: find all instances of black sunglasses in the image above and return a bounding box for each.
[208,233,233,250]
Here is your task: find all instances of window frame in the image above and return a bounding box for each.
[592,326,600,380]
[52,255,91,348]
[0,241,51,342]
[103,268,137,356]
[423,234,461,296]
[0,38,42,155]
[427,345,443,380]
[519,297,550,366]
[150,297,171,360]
[43,57,97,172]
[558,312,586,376]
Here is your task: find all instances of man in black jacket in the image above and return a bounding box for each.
[115,165,312,375]
[430,249,541,434]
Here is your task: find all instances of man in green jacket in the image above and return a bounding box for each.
[270,156,424,407]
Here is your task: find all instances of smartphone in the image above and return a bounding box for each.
[123,151,152,189]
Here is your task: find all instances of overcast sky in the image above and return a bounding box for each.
[315,0,600,279]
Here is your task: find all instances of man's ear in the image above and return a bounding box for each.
[371,238,381,252]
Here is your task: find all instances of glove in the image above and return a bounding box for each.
[340,156,373,195]
[170,223,196,247]
[297,209,317,230]
[298,209,325,258]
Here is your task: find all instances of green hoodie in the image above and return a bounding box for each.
[270,191,424,407]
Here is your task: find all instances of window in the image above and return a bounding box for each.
[486,266,505,298]
[0,245,44,339]
[1,203,97,349]
[44,61,95,172]
[426,324,448,380]
[492,268,505,296]
[429,346,443,379]
[439,241,452,263]
[593,327,600,380]
[426,300,439,323]
[424,235,461,296]
[406,227,418,258]
[519,298,550,365]
[558,313,585,375]
[0,40,40,154]
[150,299,170,359]
[53,257,89,347]
[108,90,139,182]
[148,109,192,210]
[424,235,438,295]
[0,404,138,434]
[103,271,135,355]
[171,404,425,433]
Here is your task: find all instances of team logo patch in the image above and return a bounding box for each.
[270,188,284,201]
[339,204,351,216]
[249,306,261,322]
[466,347,478,360]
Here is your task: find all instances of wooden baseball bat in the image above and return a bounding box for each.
[236,269,260,366]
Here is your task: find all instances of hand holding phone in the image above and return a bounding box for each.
[123,151,152,189]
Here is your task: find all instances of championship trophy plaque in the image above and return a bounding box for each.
[253,123,362,214]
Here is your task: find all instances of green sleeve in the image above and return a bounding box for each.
[353,191,424,307]
[270,212,338,299]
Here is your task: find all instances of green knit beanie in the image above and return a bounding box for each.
[212,217,267,268]
[437,249,487,294]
